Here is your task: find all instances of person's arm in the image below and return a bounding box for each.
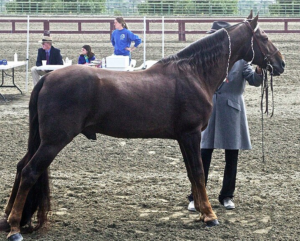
[78,55,84,64]
[90,55,96,62]
[111,32,115,47]
[128,31,142,50]
[242,62,263,86]
[55,49,63,65]
[36,49,43,66]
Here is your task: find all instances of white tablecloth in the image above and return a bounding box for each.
[36,64,70,71]
[0,61,26,70]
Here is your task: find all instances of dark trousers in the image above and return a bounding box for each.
[188,149,239,204]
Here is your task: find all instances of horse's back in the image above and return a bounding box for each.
[37,65,179,139]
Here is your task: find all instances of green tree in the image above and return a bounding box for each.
[269,0,300,16]
[138,0,175,15]
[6,0,106,14]
[139,0,238,16]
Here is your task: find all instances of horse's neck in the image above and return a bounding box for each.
[203,28,251,96]
[203,37,231,96]
[228,26,252,69]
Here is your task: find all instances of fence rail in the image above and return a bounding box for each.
[1,0,300,17]
[1,17,300,41]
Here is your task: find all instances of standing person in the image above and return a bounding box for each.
[187,21,263,212]
[111,17,142,61]
[31,36,63,86]
[78,45,96,65]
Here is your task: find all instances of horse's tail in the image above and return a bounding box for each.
[20,76,51,230]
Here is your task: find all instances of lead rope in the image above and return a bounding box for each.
[260,64,275,163]
[261,69,267,162]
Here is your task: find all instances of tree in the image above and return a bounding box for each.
[138,0,238,16]
[5,0,106,14]
[269,0,300,16]
[138,0,175,15]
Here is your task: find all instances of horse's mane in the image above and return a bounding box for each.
[158,30,228,74]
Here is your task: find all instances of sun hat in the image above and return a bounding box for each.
[206,21,231,34]
[38,36,52,43]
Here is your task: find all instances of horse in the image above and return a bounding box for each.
[1,13,284,241]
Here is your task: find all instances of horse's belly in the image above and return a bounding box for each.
[90,114,175,139]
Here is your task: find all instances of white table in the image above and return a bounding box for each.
[0,61,26,101]
[36,64,70,71]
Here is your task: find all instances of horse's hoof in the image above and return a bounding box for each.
[7,233,23,241]
[206,219,219,227]
[0,218,10,232]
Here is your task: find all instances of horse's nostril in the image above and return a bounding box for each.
[282,61,286,68]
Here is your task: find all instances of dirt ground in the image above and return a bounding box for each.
[0,20,299,240]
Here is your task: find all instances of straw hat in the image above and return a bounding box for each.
[38,36,53,43]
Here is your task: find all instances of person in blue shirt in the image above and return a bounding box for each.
[78,45,96,65]
[111,17,142,60]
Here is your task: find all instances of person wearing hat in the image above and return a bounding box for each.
[31,36,63,86]
[187,21,263,212]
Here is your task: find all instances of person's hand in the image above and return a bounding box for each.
[125,47,135,52]
[256,66,262,74]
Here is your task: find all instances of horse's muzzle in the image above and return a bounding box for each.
[271,60,285,76]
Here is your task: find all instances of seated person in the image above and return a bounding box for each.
[31,36,63,86]
[78,45,96,65]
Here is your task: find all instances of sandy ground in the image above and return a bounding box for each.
[0,20,299,240]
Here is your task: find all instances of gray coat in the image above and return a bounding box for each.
[201,60,263,150]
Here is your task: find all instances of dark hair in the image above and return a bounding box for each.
[115,17,128,29]
[82,45,94,58]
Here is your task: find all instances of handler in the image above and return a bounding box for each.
[187,21,263,211]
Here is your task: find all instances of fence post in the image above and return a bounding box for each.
[284,20,288,32]
[44,21,50,36]
[110,20,114,39]
[78,22,82,32]
[12,21,15,33]
[178,20,186,41]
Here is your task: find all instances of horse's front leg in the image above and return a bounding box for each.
[178,131,219,227]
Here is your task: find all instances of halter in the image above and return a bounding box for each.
[243,20,279,67]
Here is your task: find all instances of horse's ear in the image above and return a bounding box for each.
[247,10,253,20]
[250,14,259,30]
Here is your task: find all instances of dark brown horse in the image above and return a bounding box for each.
[1,13,284,241]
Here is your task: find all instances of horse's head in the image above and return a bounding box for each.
[243,13,285,76]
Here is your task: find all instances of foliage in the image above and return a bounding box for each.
[269,0,300,15]
[137,0,238,16]
[5,0,106,14]
[137,0,175,15]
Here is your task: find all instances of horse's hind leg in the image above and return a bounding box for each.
[0,153,31,233]
[7,141,68,240]
[178,131,218,227]
[4,153,30,218]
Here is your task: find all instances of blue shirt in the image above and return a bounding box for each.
[111,28,142,56]
[78,55,96,64]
